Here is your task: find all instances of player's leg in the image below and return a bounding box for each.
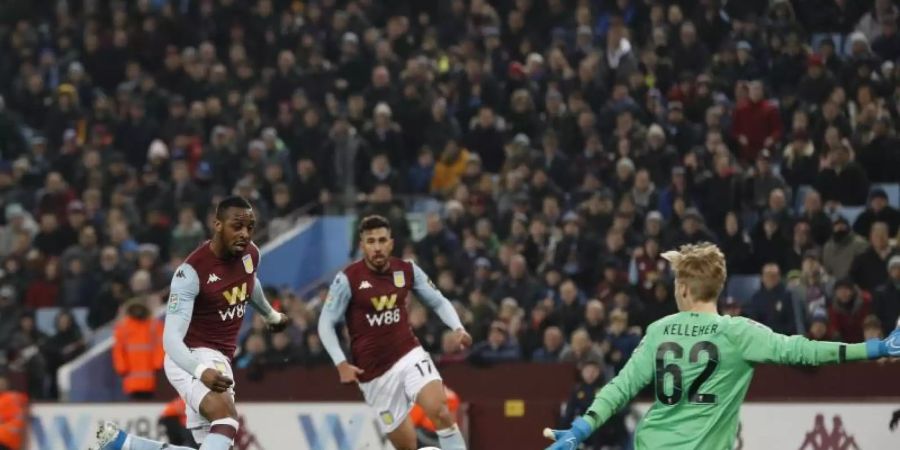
[92,421,196,450]
[385,417,418,450]
[359,360,417,450]
[415,379,466,450]
[195,391,239,449]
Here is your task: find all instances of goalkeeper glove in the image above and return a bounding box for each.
[865,328,900,358]
[544,417,592,450]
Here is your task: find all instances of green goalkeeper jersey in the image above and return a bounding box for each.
[582,312,869,450]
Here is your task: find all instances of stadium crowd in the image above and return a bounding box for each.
[1,0,900,425]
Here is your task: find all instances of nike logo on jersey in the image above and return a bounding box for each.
[207,273,221,284]
[359,280,373,289]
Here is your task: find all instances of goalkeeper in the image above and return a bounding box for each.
[544,243,900,450]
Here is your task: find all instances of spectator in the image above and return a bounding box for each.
[561,358,628,448]
[806,308,830,341]
[302,332,332,367]
[719,211,754,274]
[170,206,206,260]
[491,254,542,311]
[815,144,870,206]
[849,222,897,293]
[42,310,85,398]
[469,321,521,364]
[872,255,900,336]
[560,328,605,367]
[797,190,833,246]
[0,286,22,346]
[582,300,608,343]
[112,300,164,399]
[823,216,869,280]
[554,279,585,335]
[788,249,835,328]
[641,281,678,328]
[747,263,800,335]
[743,150,787,212]
[828,279,871,343]
[605,309,641,373]
[87,276,129,330]
[263,332,302,369]
[465,106,505,173]
[863,315,885,340]
[853,189,900,237]
[430,139,471,195]
[751,212,789,271]
[784,220,815,273]
[531,326,567,363]
[731,81,783,164]
[235,332,268,370]
[519,302,554,358]
[24,258,60,309]
[781,131,819,190]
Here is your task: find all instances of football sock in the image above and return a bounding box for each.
[198,418,238,450]
[436,424,467,450]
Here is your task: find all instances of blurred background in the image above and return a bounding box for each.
[1,0,900,448]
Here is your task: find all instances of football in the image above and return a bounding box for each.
[418,447,441,450]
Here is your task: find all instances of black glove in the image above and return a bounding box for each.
[266,312,290,333]
[890,409,900,431]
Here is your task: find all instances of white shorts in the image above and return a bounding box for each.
[163,347,235,431]
[358,346,442,434]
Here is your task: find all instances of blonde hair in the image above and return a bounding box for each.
[662,242,727,302]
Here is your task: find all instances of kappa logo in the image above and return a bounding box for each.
[359,280,373,290]
[798,414,859,450]
[207,273,221,284]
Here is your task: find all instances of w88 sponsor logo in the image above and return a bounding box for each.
[366,308,401,327]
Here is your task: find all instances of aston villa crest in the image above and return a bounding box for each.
[242,254,254,274]
[393,270,405,288]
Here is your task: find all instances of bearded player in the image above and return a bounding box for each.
[544,242,900,450]
[318,215,472,450]
[93,196,288,450]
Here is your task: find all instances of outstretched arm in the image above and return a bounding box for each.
[729,317,879,365]
[411,262,464,331]
[545,335,654,449]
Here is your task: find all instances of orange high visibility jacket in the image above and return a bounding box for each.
[160,397,187,426]
[410,386,460,432]
[0,391,29,450]
[112,316,165,394]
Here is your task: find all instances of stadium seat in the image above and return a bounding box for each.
[726,275,761,304]
[35,307,90,336]
[836,206,865,225]
[872,183,900,208]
